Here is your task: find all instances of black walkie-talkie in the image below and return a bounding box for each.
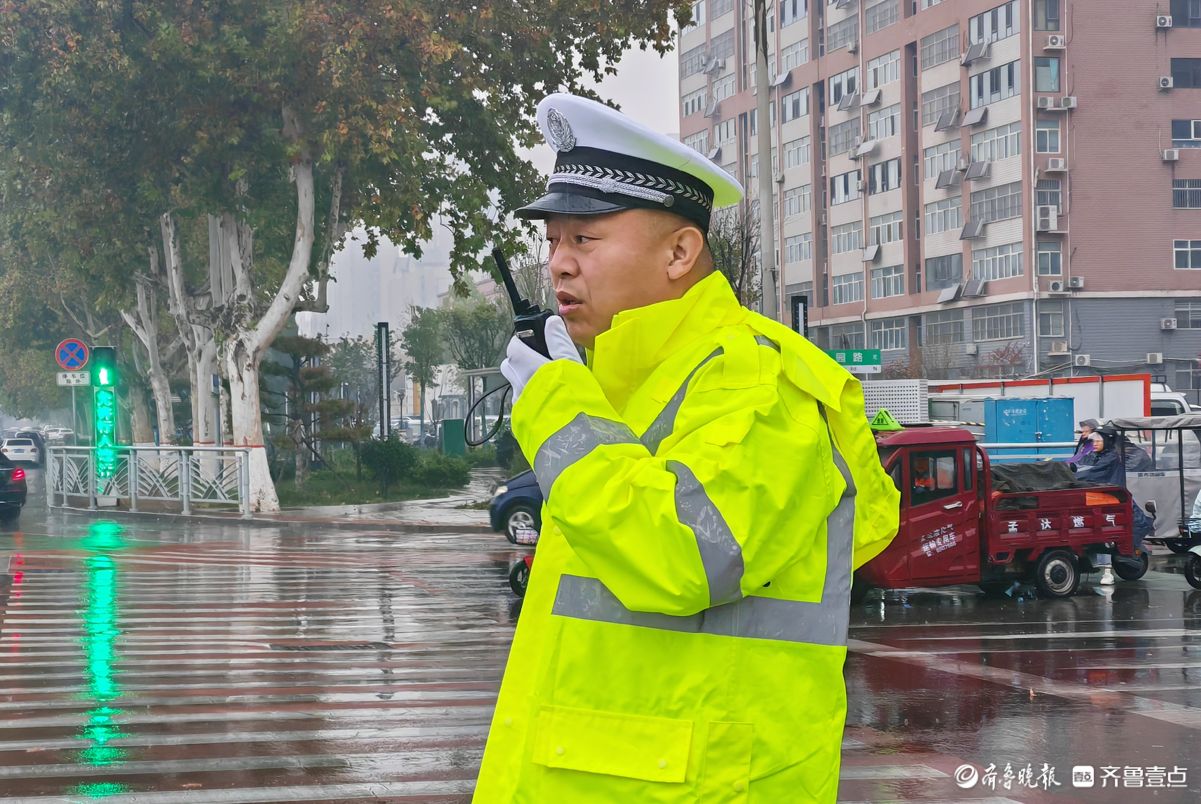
[493,247,552,358]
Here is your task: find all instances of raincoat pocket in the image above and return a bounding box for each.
[532,704,692,783]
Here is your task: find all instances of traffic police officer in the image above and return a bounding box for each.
[475,93,900,802]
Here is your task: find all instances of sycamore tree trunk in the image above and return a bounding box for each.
[121,257,176,446]
[222,112,316,512]
[129,386,154,446]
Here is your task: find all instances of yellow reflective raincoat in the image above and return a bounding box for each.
[474,271,899,802]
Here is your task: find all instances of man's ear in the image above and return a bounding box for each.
[666,225,707,281]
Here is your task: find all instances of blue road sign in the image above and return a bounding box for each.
[55,339,90,371]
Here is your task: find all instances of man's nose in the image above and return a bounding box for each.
[549,244,579,281]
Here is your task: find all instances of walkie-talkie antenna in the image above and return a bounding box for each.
[492,248,530,315]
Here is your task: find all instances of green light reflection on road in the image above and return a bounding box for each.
[75,521,128,784]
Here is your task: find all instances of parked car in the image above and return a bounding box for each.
[490,470,543,544]
[13,430,45,464]
[0,438,39,465]
[0,453,27,520]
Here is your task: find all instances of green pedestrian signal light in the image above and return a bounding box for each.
[91,346,117,388]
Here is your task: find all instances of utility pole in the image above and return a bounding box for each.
[754,0,779,321]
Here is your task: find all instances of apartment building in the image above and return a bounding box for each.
[678,0,1201,387]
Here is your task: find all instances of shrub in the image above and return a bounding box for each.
[415,451,470,488]
[360,437,418,494]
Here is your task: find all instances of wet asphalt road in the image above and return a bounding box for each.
[3,474,1201,802]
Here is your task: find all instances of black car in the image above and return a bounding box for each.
[489,470,543,544]
[0,453,28,520]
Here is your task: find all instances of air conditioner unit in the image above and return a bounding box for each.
[1036,205,1060,232]
[1037,96,1056,110]
[1046,34,1067,50]
[1158,14,1174,29]
[1068,276,1085,289]
[1045,157,1068,172]
[1163,148,1181,162]
[847,40,859,55]
[856,179,867,191]
[1048,280,1067,293]
[818,213,827,226]
[1074,354,1092,367]
[1048,340,1070,355]
[775,172,786,184]
[1160,76,1175,91]
[1147,352,1165,365]
[1161,317,1179,330]
[965,343,979,356]
[957,157,970,172]
[1060,96,1078,109]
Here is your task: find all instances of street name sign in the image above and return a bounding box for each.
[826,348,883,375]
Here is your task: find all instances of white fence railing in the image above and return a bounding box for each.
[46,445,252,518]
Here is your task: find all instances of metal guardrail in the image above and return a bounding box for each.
[46,445,252,518]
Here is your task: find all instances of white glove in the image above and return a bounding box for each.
[500,315,582,402]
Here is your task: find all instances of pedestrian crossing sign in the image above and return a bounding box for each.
[869,408,904,431]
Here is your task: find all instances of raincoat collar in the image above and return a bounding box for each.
[588,271,743,411]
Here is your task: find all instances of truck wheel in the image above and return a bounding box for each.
[1185,555,1201,591]
[509,560,530,597]
[1113,553,1150,582]
[1034,550,1080,598]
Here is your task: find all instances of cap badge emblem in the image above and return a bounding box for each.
[545,107,577,153]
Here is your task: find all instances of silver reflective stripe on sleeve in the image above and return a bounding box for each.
[552,426,855,647]
[667,460,744,606]
[640,347,723,454]
[532,412,639,498]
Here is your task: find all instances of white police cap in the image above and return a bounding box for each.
[516,93,743,233]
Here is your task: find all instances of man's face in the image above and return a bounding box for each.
[544,210,685,349]
[1081,424,1094,436]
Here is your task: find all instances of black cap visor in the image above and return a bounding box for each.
[514,190,629,220]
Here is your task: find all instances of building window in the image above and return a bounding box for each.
[710,29,735,61]
[828,119,861,156]
[830,321,866,348]
[830,170,862,205]
[781,40,810,71]
[1172,119,1201,148]
[1039,305,1065,338]
[922,0,945,8]
[681,44,708,78]
[713,75,736,101]
[869,158,902,194]
[781,89,809,123]
[921,83,960,127]
[925,197,963,235]
[1034,0,1062,30]
[1174,179,1201,208]
[1034,57,1061,92]
[969,60,1020,108]
[1174,239,1201,269]
[683,131,709,154]
[784,184,812,217]
[1172,58,1201,88]
[870,316,908,349]
[716,118,736,142]
[829,67,859,104]
[867,104,900,140]
[1037,240,1062,275]
[867,50,900,89]
[869,210,904,245]
[925,309,965,344]
[780,0,806,27]
[865,0,899,34]
[971,122,1021,162]
[926,253,964,290]
[973,241,1024,280]
[969,1,1020,45]
[1036,178,1062,211]
[1035,118,1061,153]
[970,181,1022,223]
[1171,0,1201,27]
[683,0,706,31]
[924,140,961,178]
[972,301,1026,341]
[920,24,959,70]
[832,273,866,305]
[682,88,707,117]
[1176,300,1201,327]
[785,233,813,263]
[827,16,859,53]
[871,266,905,299]
[831,221,864,254]
[784,137,811,168]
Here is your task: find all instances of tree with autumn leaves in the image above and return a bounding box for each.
[0,0,694,510]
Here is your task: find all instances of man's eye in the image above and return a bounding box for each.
[575,235,595,244]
